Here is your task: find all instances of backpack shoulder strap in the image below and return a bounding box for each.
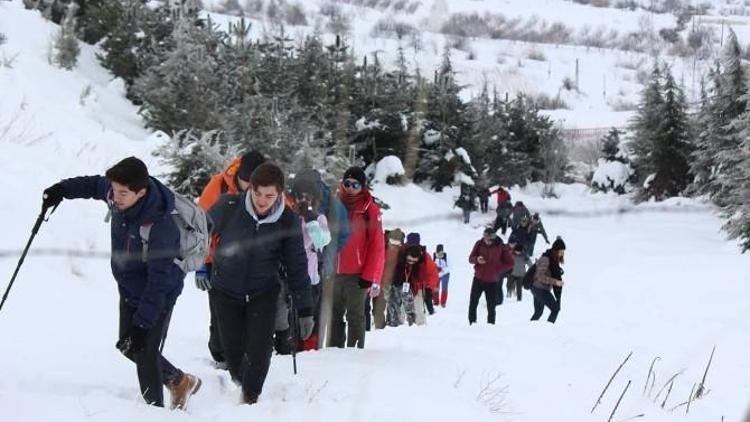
[215,193,242,236]
[140,223,154,262]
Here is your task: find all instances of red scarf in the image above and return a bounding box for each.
[339,188,371,212]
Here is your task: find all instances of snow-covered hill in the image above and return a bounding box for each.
[200,0,750,129]
[2,1,750,422]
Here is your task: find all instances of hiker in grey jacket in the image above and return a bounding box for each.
[507,243,531,301]
[526,213,550,257]
[509,201,531,231]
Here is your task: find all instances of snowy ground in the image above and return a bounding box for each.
[2,1,750,421]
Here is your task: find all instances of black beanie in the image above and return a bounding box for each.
[291,169,322,200]
[237,150,266,182]
[342,166,367,188]
[551,236,566,251]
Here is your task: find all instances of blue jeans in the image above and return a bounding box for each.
[463,209,471,224]
[530,286,560,323]
[437,274,450,306]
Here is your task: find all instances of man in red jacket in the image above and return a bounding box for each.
[468,228,513,325]
[330,167,385,348]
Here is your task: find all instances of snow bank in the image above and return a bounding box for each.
[372,155,405,185]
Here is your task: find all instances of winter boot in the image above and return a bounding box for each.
[242,391,259,405]
[167,373,202,410]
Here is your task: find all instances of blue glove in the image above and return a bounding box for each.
[195,264,211,291]
[306,220,332,251]
[298,316,315,341]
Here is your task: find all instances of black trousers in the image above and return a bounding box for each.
[530,286,560,323]
[553,285,563,309]
[468,278,498,324]
[210,286,280,398]
[424,289,435,314]
[204,264,225,363]
[480,198,489,213]
[493,217,509,235]
[118,299,182,407]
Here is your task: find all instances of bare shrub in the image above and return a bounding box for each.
[218,0,244,16]
[406,1,421,14]
[528,92,569,109]
[370,18,418,39]
[319,2,341,17]
[244,0,264,15]
[608,97,637,111]
[327,13,351,35]
[447,35,470,51]
[562,76,576,91]
[285,2,307,26]
[526,48,546,61]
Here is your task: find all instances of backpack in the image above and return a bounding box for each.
[522,263,537,290]
[140,191,209,273]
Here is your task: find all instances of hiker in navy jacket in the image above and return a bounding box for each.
[208,162,314,405]
[42,157,201,410]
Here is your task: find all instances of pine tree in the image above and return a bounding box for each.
[53,3,80,70]
[415,46,471,190]
[629,62,664,189]
[132,17,224,133]
[97,0,142,85]
[77,0,122,45]
[720,130,750,251]
[688,70,718,196]
[601,128,626,162]
[155,129,237,198]
[639,67,692,200]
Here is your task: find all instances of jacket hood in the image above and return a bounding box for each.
[119,177,174,225]
[221,157,242,191]
[244,191,285,225]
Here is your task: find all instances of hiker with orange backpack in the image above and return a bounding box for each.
[196,151,266,367]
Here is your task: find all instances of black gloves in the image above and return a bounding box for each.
[42,183,65,209]
[358,278,372,289]
[116,325,149,355]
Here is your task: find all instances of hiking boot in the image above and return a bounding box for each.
[242,391,259,405]
[167,373,202,410]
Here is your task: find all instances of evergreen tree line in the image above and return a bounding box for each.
[29,0,568,198]
[625,29,750,251]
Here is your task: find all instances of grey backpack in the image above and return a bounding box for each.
[140,191,209,273]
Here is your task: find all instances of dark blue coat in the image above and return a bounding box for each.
[60,176,184,329]
[208,193,313,314]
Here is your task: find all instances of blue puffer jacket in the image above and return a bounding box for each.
[208,193,313,314]
[60,176,185,329]
[318,182,350,279]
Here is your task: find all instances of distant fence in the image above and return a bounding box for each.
[561,127,626,143]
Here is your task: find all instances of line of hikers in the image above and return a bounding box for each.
[42,154,393,409]
[467,225,566,326]
[40,152,563,411]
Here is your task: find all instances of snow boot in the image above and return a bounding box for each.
[167,372,202,410]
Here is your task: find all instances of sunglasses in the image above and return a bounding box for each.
[343,180,362,190]
[388,238,403,246]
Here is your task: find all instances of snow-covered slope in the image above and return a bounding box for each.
[201,0,750,129]
[2,2,750,422]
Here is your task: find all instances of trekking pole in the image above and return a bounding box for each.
[288,293,298,375]
[1,203,58,314]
